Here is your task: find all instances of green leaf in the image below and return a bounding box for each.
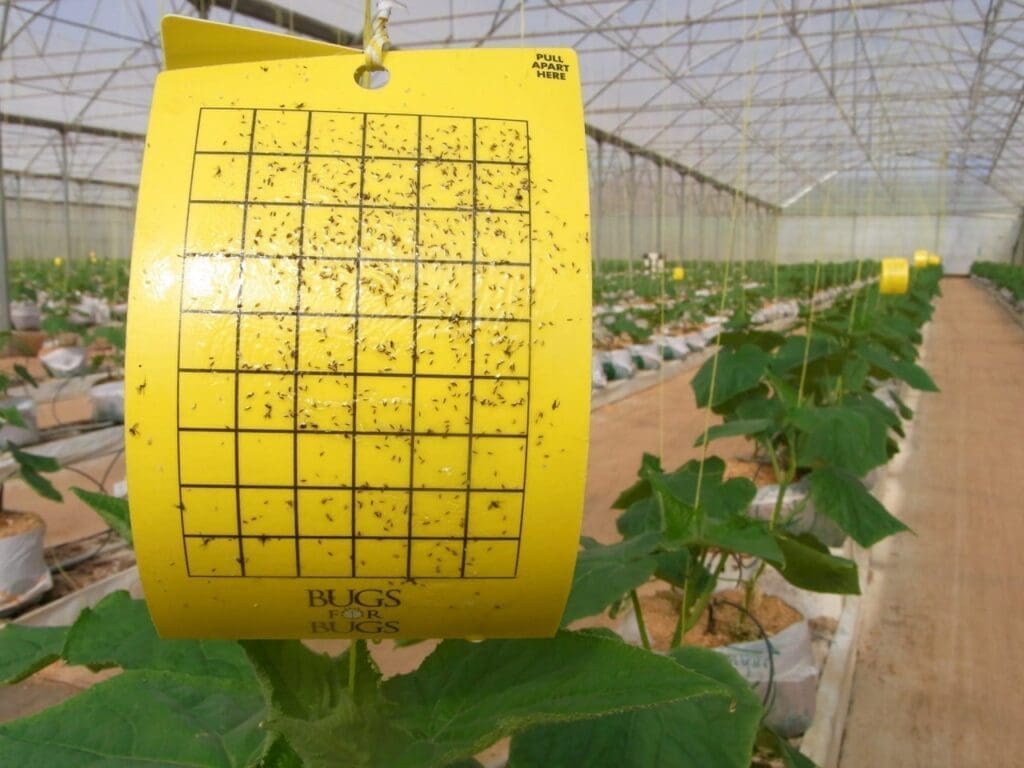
[0,669,268,767]
[507,645,762,768]
[693,418,772,447]
[769,335,833,375]
[692,345,770,408]
[0,406,26,428]
[19,466,62,502]
[258,737,305,768]
[0,625,69,684]
[772,533,860,594]
[70,488,131,545]
[757,724,818,767]
[13,364,38,388]
[241,640,358,721]
[890,390,914,420]
[381,631,731,768]
[611,453,663,509]
[561,533,661,625]
[701,517,784,563]
[12,446,59,473]
[63,592,253,680]
[808,467,910,547]
[858,342,938,391]
[793,405,887,476]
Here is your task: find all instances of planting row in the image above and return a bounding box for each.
[970,261,1024,314]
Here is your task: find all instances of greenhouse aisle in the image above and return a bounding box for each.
[840,279,1024,767]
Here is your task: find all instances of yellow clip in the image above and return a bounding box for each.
[126,21,592,640]
[880,258,909,294]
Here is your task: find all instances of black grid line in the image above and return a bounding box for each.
[179,107,531,580]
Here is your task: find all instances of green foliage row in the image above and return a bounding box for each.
[9,257,130,305]
[971,260,1024,301]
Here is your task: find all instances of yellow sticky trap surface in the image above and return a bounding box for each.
[913,249,929,268]
[126,30,591,639]
[928,253,941,266]
[880,258,909,294]
[672,266,685,281]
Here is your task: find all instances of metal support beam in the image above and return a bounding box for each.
[0,111,145,142]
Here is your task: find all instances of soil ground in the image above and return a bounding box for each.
[839,278,1024,767]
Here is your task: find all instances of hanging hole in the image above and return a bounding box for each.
[354,65,390,90]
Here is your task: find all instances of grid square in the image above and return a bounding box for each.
[299,258,358,313]
[476,212,530,264]
[245,205,303,256]
[239,314,296,371]
[361,209,417,261]
[416,320,472,376]
[474,321,530,377]
[299,538,353,577]
[354,539,408,578]
[180,372,235,429]
[248,156,306,203]
[411,491,466,537]
[476,119,528,163]
[477,164,529,211]
[303,207,360,258]
[186,537,242,577]
[421,117,473,161]
[410,540,464,578]
[417,263,473,318]
[179,314,237,370]
[359,260,416,315]
[471,437,526,489]
[237,373,294,430]
[238,432,294,486]
[419,160,473,209]
[191,154,248,202]
[298,490,352,536]
[297,317,355,373]
[239,258,299,313]
[413,436,469,489]
[354,435,411,488]
[365,114,419,158]
[306,157,361,204]
[419,211,473,262]
[243,537,297,576]
[297,374,354,432]
[415,378,471,434]
[182,487,238,535]
[355,490,409,536]
[476,265,529,320]
[356,376,412,432]
[363,159,417,207]
[357,317,413,374]
[239,488,295,536]
[298,433,353,486]
[309,112,363,155]
[468,492,523,538]
[253,109,308,153]
[196,109,253,153]
[464,540,518,577]
[182,255,242,311]
[180,431,235,485]
[473,379,528,435]
[186,203,244,254]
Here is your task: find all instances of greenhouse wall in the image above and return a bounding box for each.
[776,214,1022,274]
[5,199,135,261]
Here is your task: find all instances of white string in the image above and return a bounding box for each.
[364,0,404,69]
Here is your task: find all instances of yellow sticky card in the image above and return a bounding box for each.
[672,266,685,281]
[913,249,929,268]
[880,258,909,294]
[928,253,941,266]
[126,22,591,639]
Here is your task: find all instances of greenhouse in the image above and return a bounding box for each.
[0,1,1022,766]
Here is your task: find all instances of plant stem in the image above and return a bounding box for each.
[630,590,651,650]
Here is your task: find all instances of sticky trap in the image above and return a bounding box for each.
[880,258,909,294]
[125,18,591,639]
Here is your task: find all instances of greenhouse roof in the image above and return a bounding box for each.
[2,0,1023,215]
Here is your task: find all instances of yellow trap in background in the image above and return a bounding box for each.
[125,18,591,639]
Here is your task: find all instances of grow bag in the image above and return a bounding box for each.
[750,482,846,548]
[0,512,52,617]
[90,380,125,424]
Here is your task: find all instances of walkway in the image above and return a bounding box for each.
[840,279,1024,767]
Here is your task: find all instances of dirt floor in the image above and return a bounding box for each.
[839,278,1024,767]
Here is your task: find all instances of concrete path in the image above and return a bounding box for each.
[840,279,1024,767]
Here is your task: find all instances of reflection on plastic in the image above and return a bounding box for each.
[125,18,592,639]
[880,258,909,295]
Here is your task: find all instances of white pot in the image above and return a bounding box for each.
[0,511,52,617]
[40,345,88,378]
[9,301,42,331]
[0,397,40,448]
[750,482,846,547]
[90,380,125,423]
